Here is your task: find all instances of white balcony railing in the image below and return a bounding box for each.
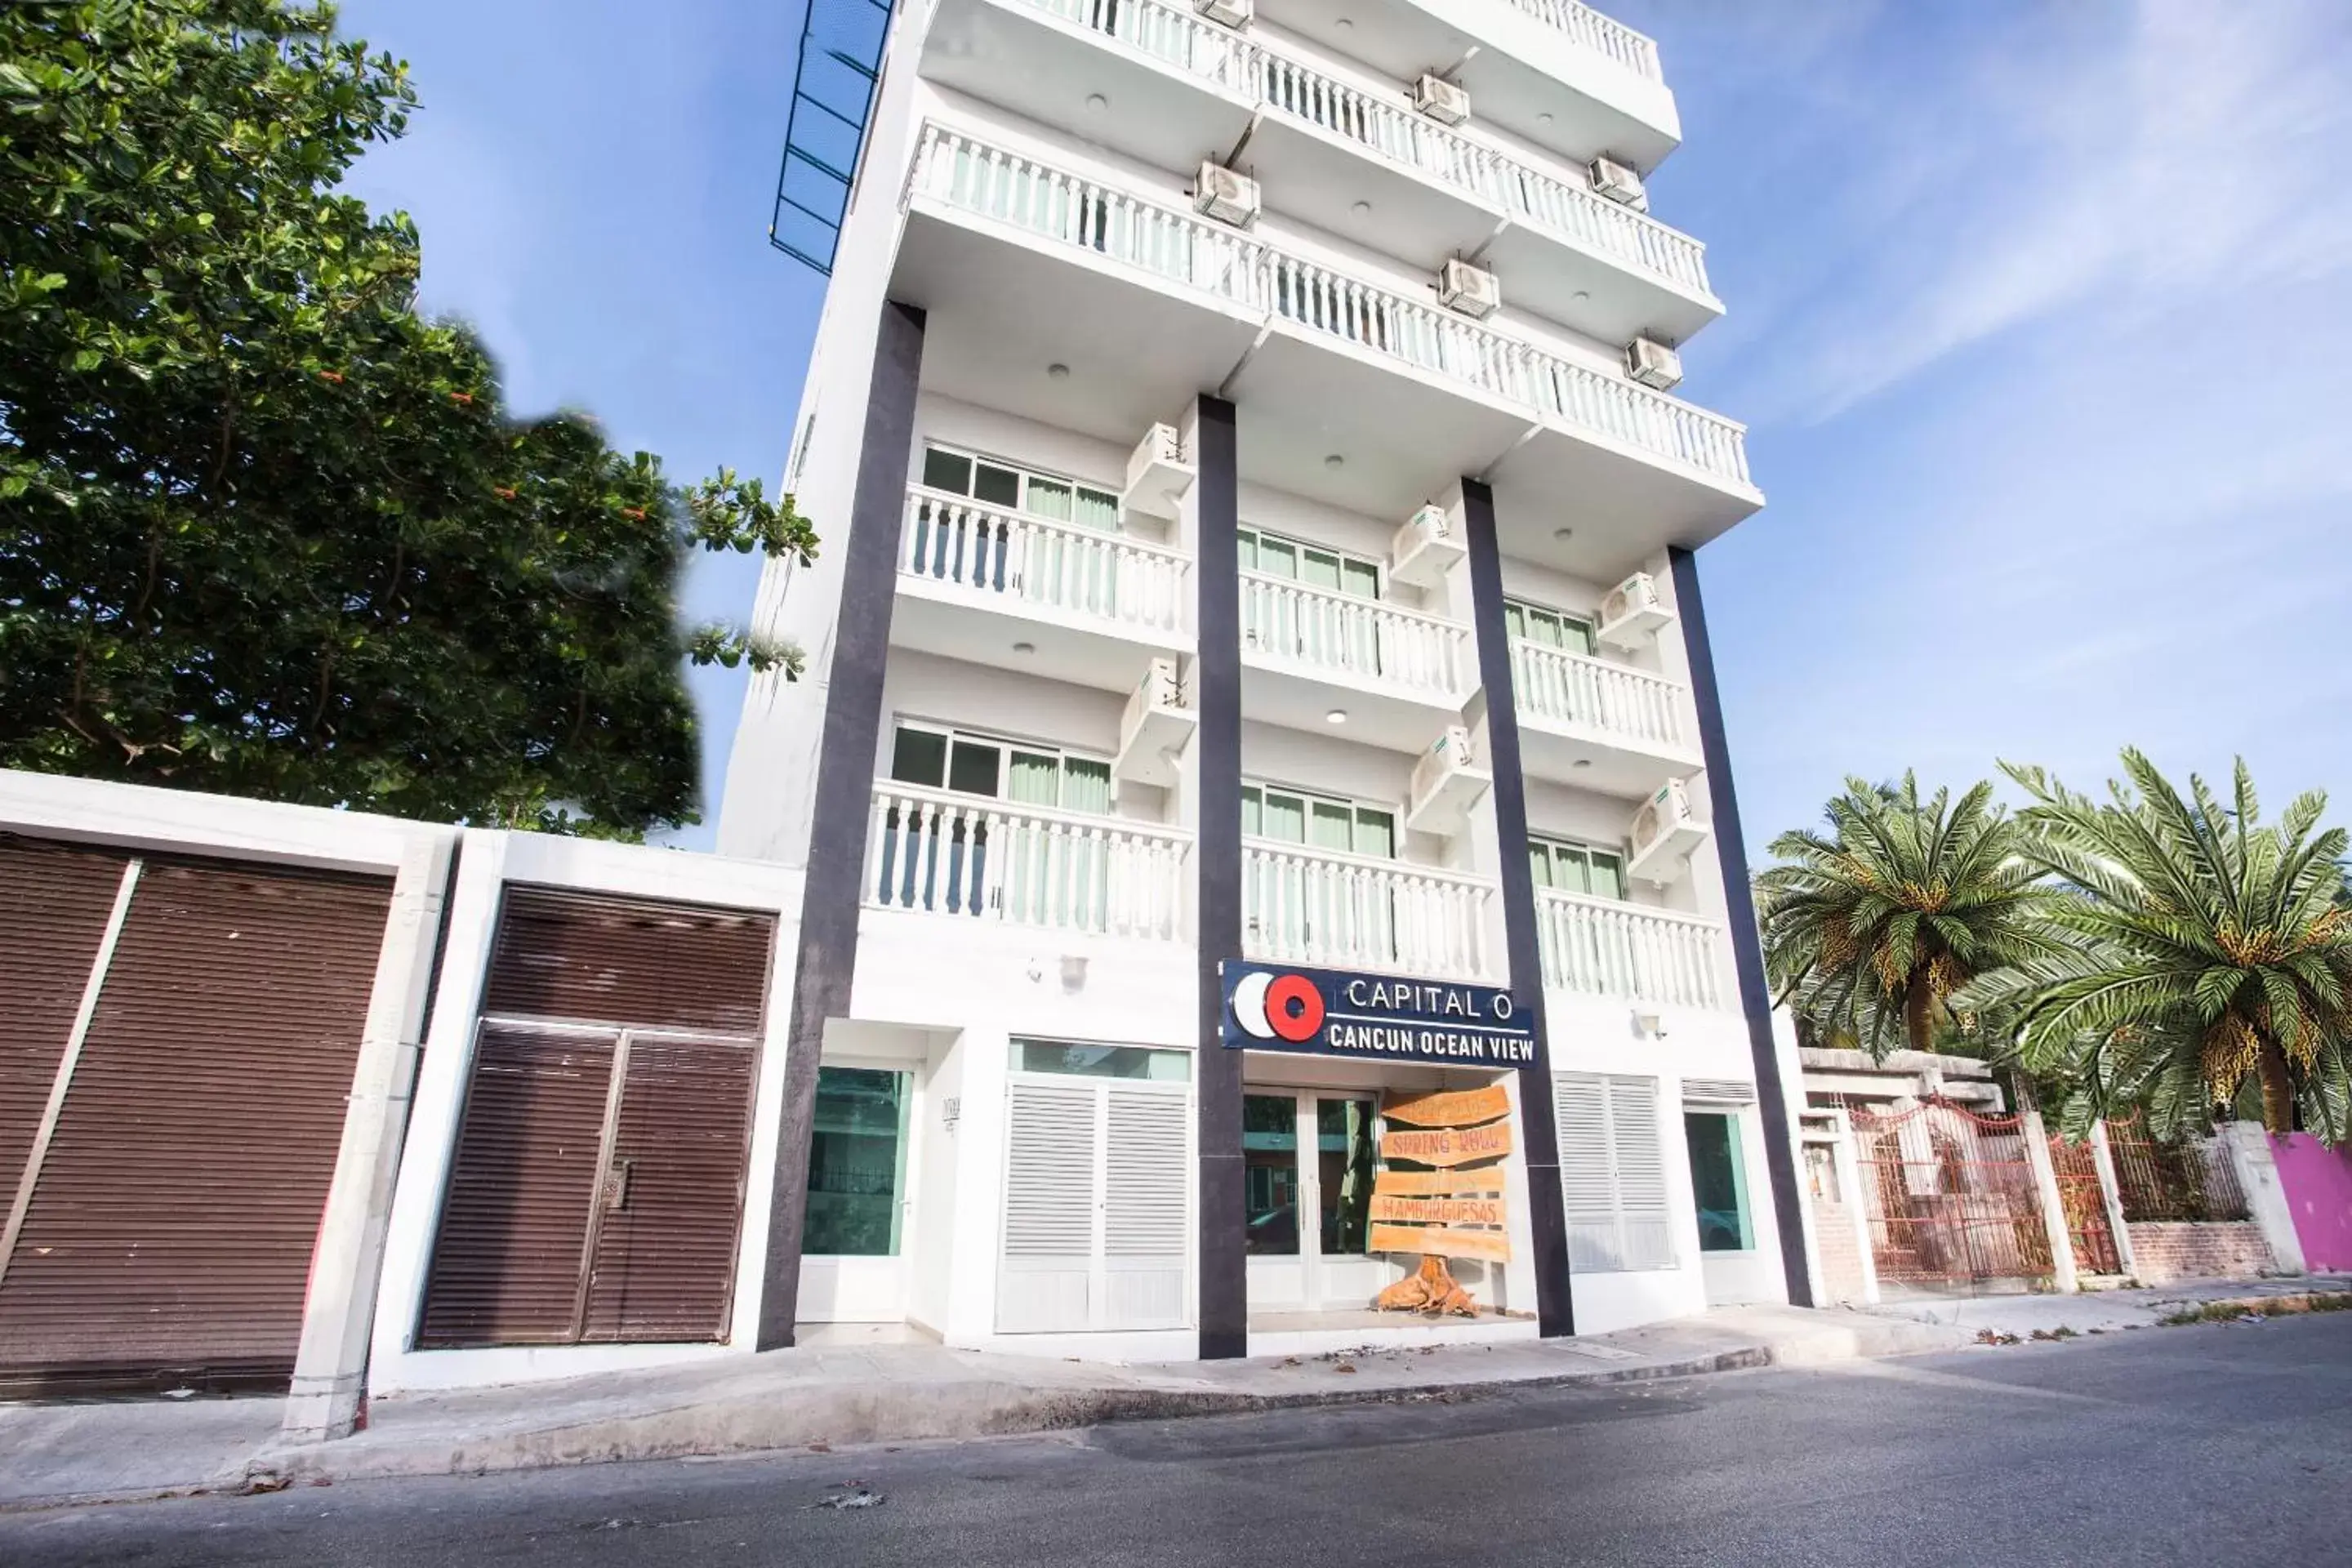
[1244,841,1494,981]
[911,124,1750,489]
[1241,571,1469,700]
[900,486,1192,637]
[1018,0,1706,296]
[867,782,1192,941]
[1500,0,1664,81]
[1509,639,1686,750]
[1535,889,1723,1009]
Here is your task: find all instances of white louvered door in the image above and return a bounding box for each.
[1102,1085,1191,1330]
[998,1079,1097,1333]
[999,1076,1192,1333]
[1555,1071,1677,1273]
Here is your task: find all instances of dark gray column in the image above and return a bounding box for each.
[1666,546,1812,1307]
[1193,395,1247,1359]
[756,301,927,1351]
[1459,479,1575,1338]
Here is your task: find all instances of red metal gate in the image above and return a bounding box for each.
[2047,1134,2122,1275]
[1847,1100,2054,1289]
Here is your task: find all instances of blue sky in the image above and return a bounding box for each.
[336,0,2352,854]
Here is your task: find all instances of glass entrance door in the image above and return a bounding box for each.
[1243,1091,1388,1312]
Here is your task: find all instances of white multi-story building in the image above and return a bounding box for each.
[720,0,1808,1359]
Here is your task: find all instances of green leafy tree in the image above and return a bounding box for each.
[1957,752,2352,1145]
[1757,774,2065,1059]
[1,0,810,835]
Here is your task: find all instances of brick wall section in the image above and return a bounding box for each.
[1815,1196,1869,1304]
[2127,1221,2274,1284]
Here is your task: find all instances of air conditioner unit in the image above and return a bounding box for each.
[1194,162,1260,228]
[1597,571,1675,649]
[1407,725,1491,835]
[1115,657,1196,788]
[1627,778,1710,885]
[1437,258,1500,319]
[1121,421,1195,520]
[1588,155,1648,211]
[1624,336,1682,391]
[1388,501,1466,590]
[1412,74,1470,126]
[1195,0,1252,27]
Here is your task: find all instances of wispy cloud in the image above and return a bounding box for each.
[1708,0,2352,424]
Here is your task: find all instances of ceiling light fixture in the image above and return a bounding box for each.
[1324,709,1349,725]
[1085,92,1108,112]
[1012,641,1036,655]
[1324,453,1345,470]
[1552,526,1574,541]
[1351,200,1372,217]
[1047,363,1071,380]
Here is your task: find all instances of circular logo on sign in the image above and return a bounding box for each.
[1231,970,1324,1043]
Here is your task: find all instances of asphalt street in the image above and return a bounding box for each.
[4,1313,2348,1566]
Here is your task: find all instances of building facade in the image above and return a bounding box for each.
[719,0,1806,1357]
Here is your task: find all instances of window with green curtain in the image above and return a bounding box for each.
[1255,533,1296,579]
[1007,749,1061,807]
[1061,757,1112,813]
[1299,548,1343,592]
[1257,788,1305,843]
[1074,486,1120,532]
[1240,785,1262,840]
[1531,837,1628,901]
[1353,808,1396,859]
[804,1067,911,1256]
[1309,800,1354,853]
[1508,598,1595,656]
[1340,559,1380,600]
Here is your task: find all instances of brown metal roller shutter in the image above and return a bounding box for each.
[0,837,131,1200]
[581,1039,758,1343]
[482,889,773,1034]
[0,855,392,1391]
[416,1027,616,1348]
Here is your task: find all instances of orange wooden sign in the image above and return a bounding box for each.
[1373,1169,1506,1198]
[1380,1120,1513,1168]
[1370,1196,1507,1227]
[1383,1084,1511,1129]
[1370,1223,1513,1263]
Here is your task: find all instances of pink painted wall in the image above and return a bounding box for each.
[2270,1134,2352,1272]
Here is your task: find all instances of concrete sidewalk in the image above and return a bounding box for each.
[0,1304,1963,1512]
[1864,1273,2352,1339]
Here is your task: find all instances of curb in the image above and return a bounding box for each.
[3,1320,1965,1514]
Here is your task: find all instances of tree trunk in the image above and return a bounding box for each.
[1904,973,1936,1056]
[2254,1036,2296,1135]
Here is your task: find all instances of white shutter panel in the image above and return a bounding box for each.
[1555,1073,1622,1271]
[1102,1085,1190,1330]
[998,1080,1098,1332]
[1608,1076,1676,1271]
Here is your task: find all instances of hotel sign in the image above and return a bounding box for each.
[1218,962,1539,1067]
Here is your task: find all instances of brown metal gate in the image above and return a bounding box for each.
[1847,1100,2055,1289]
[2047,1133,2122,1275]
[0,835,393,1394]
[416,889,772,1349]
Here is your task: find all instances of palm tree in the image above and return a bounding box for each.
[1957,751,2352,1144]
[1757,773,2065,1059]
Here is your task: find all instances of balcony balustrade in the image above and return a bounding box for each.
[1240,570,1469,703]
[909,123,1750,492]
[1509,639,1686,750]
[899,486,1192,638]
[866,782,1192,942]
[1243,840,1495,981]
[1498,0,1662,80]
[1018,0,1707,298]
[1535,889,1724,1009]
